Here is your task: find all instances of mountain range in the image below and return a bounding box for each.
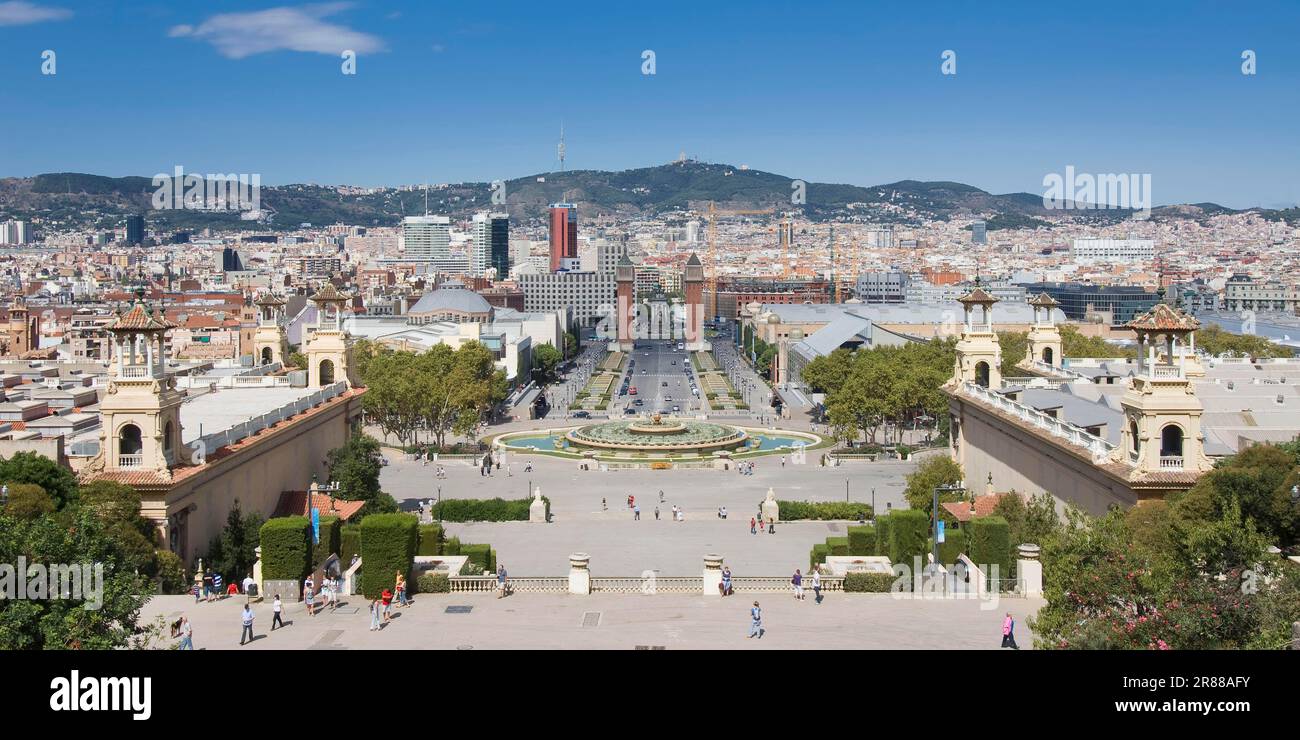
[1,161,1296,233]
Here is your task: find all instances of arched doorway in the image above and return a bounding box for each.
[974,361,990,388]
[119,423,142,466]
[1129,420,1140,455]
[319,358,335,385]
[1042,347,1054,365]
[261,347,273,365]
[1160,424,1184,459]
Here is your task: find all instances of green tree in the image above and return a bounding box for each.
[533,343,564,385]
[206,502,265,583]
[0,451,79,509]
[2,483,55,519]
[1169,442,1299,548]
[903,456,965,513]
[326,434,396,517]
[996,331,1028,377]
[0,507,151,649]
[78,480,159,577]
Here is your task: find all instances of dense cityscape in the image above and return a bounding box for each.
[1,0,1297,723]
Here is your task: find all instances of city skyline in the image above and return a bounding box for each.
[1,1,1298,208]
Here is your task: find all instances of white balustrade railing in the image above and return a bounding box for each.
[120,366,152,378]
[1159,456,1184,470]
[961,382,1116,462]
[117,454,144,468]
[443,575,847,594]
[1151,364,1182,379]
[190,381,348,458]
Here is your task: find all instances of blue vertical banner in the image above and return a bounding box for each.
[311,507,320,544]
[937,520,946,544]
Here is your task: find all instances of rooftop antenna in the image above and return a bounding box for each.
[558,122,566,172]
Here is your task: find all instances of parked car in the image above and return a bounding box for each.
[672,405,681,412]
[572,411,591,419]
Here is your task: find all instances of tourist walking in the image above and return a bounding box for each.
[396,572,410,608]
[634,504,641,520]
[1001,613,1019,650]
[369,598,381,631]
[768,517,776,534]
[720,566,733,596]
[748,601,763,639]
[497,563,509,599]
[177,617,193,650]
[240,604,254,645]
[654,506,660,520]
[271,595,284,630]
[749,516,757,535]
[811,568,822,603]
[792,569,804,600]
[381,588,393,622]
[304,580,316,617]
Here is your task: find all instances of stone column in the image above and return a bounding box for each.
[703,553,723,596]
[761,487,780,525]
[252,547,263,596]
[568,552,591,595]
[1016,543,1042,597]
[529,487,547,523]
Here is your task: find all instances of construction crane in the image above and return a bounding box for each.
[704,201,775,318]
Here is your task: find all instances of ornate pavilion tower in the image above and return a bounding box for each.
[1115,303,1214,476]
[304,283,355,388]
[252,293,288,367]
[1023,292,1063,369]
[951,286,1002,389]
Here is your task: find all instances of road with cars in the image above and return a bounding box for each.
[615,339,700,416]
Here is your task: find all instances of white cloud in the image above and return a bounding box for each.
[0,1,72,26]
[168,3,385,60]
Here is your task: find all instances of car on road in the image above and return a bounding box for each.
[572,410,591,419]
[673,405,681,412]
[634,399,644,406]
[662,381,668,387]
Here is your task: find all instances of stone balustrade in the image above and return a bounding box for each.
[961,381,1116,462]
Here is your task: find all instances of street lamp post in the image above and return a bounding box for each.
[931,482,965,578]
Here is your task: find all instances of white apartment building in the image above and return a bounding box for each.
[1224,273,1300,313]
[517,239,625,325]
[401,215,450,260]
[1071,237,1155,262]
[0,220,31,245]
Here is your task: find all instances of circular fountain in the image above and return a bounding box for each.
[565,413,748,453]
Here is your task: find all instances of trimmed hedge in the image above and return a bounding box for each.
[311,516,341,568]
[416,572,450,593]
[888,509,929,567]
[809,543,830,570]
[827,536,850,556]
[441,537,462,556]
[360,513,418,599]
[260,517,312,581]
[937,528,967,566]
[340,524,361,564]
[777,500,874,521]
[847,525,875,555]
[417,524,444,556]
[843,572,896,593]
[460,543,495,574]
[874,516,892,557]
[432,497,549,522]
[968,516,1011,585]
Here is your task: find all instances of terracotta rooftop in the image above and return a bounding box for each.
[1125,302,1200,333]
[107,303,178,332]
[1028,292,1060,308]
[310,283,347,303]
[273,490,366,521]
[941,492,1013,523]
[255,293,287,307]
[956,287,998,305]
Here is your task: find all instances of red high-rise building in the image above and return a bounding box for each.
[548,203,578,272]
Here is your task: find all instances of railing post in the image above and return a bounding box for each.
[568,553,590,595]
[703,553,723,596]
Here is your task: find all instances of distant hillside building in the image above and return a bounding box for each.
[472,212,510,278]
[1070,237,1154,263]
[125,214,145,246]
[548,203,579,272]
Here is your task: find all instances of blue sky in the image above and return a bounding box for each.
[1,0,1298,208]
